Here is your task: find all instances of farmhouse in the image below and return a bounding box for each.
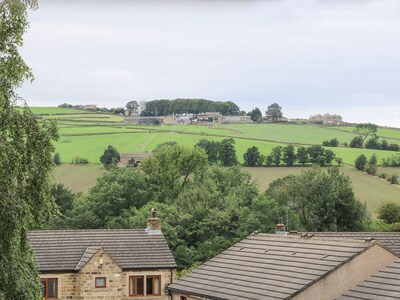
[168,232,399,300]
[309,113,343,125]
[28,210,176,300]
[84,104,97,111]
[222,115,252,124]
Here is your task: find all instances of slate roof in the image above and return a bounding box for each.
[27,229,176,272]
[168,233,375,300]
[299,232,400,255]
[338,259,400,300]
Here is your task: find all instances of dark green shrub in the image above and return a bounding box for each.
[72,156,89,164]
[53,152,61,165]
[391,174,399,185]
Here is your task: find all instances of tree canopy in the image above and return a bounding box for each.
[353,123,378,144]
[1,1,58,298]
[140,98,241,116]
[265,103,283,122]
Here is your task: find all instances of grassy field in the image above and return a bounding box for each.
[20,107,91,115]
[53,164,106,193]
[54,164,400,217]
[26,107,399,165]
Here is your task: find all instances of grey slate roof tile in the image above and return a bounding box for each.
[303,232,400,255]
[169,233,373,300]
[27,229,176,272]
[338,259,400,300]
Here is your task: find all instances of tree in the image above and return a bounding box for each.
[125,100,138,115]
[249,107,262,123]
[50,183,75,215]
[297,147,308,166]
[218,139,238,167]
[100,145,120,169]
[196,139,220,164]
[266,167,369,231]
[243,146,261,167]
[355,154,368,171]
[265,103,283,122]
[53,152,61,165]
[271,146,282,166]
[366,154,377,175]
[353,123,378,144]
[282,145,296,167]
[377,202,400,224]
[1,1,59,299]
[350,136,364,148]
[365,137,379,149]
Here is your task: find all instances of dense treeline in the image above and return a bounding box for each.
[47,144,368,272]
[140,98,241,116]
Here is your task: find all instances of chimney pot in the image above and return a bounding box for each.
[275,223,287,235]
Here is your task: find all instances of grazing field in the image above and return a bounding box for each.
[29,107,399,165]
[53,164,106,193]
[19,107,90,115]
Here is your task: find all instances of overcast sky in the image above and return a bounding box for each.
[18,0,400,127]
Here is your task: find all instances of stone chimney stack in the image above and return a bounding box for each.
[275,223,287,235]
[146,208,161,234]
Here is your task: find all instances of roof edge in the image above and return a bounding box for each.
[287,241,376,299]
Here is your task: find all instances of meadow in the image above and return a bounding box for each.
[31,107,399,216]
[47,110,399,165]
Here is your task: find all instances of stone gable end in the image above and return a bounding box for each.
[78,249,124,299]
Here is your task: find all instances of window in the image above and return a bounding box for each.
[180,297,187,300]
[146,275,161,296]
[129,276,144,296]
[40,278,58,299]
[129,275,161,296]
[95,277,106,288]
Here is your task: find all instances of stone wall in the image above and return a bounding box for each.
[40,273,78,299]
[40,249,175,299]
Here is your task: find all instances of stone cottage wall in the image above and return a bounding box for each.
[40,273,78,299]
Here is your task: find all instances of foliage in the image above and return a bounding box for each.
[350,136,364,148]
[51,183,75,214]
[195,139,220,164]
[282,145,296,167]
[100,145,120,169]
[141,98,241,116]
[127,157,138,168]
[382,154,400,167]
[219,139,238,166]
[296,146,308,166]
[249,107,262,122]
[322,138,339,147]
[365,154,377,176]
[354,154,367,171]
[243,146,261,167]
[125,100,138,115]
[153,141,178,153]
[266,167,369,231]
[71,156,89,164]
[353,123,378,144]
[271,146,282,166]
[265,103,283,122]
[365,137,379,149]
[53,152,61,165]
[0,0,59,299]
[377,202,400,224]
[390,174,399,185]
[141,144,208,202]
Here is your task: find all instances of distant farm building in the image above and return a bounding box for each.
[222,115,252,124]
[162,116,177,125]
[309,113,343,125]
[123,117,162,125]
[119,153,150,166]
[83,104,97,111]
[196,112,223,123]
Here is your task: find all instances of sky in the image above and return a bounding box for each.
[18,0,400,127]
